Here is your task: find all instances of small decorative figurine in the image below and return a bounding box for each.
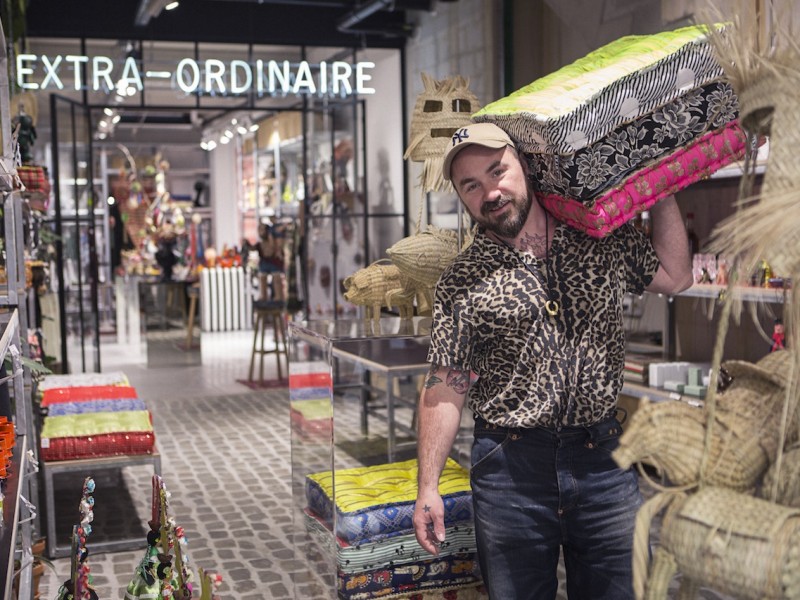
[771,318,786,352]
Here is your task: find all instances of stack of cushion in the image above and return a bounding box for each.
[304,458,484,599]
[473,24,748,238]
[288,369,333,438]
[38,372,156,461]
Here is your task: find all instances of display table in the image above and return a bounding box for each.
[41,452,162,558]
[287,318,477,599]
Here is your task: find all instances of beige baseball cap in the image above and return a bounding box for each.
[442,122,515,182]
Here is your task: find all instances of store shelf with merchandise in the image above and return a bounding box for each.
[622,168,785,408]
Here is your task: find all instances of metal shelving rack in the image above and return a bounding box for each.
[0,18,37,600]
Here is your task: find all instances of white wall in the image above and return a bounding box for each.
[209,141,239,250]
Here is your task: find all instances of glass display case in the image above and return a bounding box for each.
[287,317,475,599]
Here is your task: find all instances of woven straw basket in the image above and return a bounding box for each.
[654,487,800,600]
[386,225,461,289]
[614,399,771,492]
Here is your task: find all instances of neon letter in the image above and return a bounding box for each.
[16,54,38,90]
[65,55,89,90]
[356,62,375,94]
[92,56,115,92]
[120,56,143,92]
[331,61,352,95]
[230,60,252,94]
[176,58,200,93]
[292,60,316,94]
[41,55,64,90]
[205,59,226,94]
[268,61,291,94]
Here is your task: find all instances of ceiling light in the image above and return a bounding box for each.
[237,125,248,135]
[249,124,259,132]
[98,132,107,140]
[103,108,113,116]
[165,1,179,10]
[220,136,230,145]
[206,140,217,150]
[224,130,234,139]
[107,196,116,205]
[99,120,108,128]
[126,85,137,96]
[112,114,121,124]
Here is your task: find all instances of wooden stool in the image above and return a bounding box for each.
[185,283,200,349]
[248,300,288,382]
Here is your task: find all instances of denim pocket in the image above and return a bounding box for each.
[586,419,623,456]
[470,430,511,476]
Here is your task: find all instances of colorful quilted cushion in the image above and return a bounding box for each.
[46,398,148,416]
[305,458,473,545]
[306,509,478,573]
[473,24,725,154]
[38,371,130,391]
[41,385,138,406]
[39,432,156,462]
[538,120,747,238]
[40,410,155,461]
[290,398,332,436]
[337,552,481,600]
[528,80,739,201]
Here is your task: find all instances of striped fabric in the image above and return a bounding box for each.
[473,24,725,154]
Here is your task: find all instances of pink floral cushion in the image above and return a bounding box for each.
[537,120,748,238]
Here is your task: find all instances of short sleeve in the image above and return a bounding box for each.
[427,268,475,371]
[615,223,660,295]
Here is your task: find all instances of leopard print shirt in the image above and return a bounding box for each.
[428,221,659,428]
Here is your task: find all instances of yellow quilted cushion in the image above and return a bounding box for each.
[307,457,470,514]
[40,411,153,439]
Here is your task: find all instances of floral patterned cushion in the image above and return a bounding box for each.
[527,80,738,201]
[538,121,748,238]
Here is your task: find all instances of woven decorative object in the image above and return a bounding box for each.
[638,487,800,600]
[342,259,414,321]
[614,399,770,492]
[386,225,464,316]
[404,73,481,193]
[762,445,800,509]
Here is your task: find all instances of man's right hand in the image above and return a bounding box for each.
[413,489,446,555]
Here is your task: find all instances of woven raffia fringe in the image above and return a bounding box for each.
[387,226,461,288]
[762,445,800,508]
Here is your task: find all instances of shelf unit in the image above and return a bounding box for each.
[1,18,37,600]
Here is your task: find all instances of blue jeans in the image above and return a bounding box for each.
[470,416,641,600]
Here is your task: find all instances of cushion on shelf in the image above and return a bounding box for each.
[306,508,478,574]
[40,411,153,439]
[473,24,725,154]
[337,552,481,600]
[537,120,748,238]
[290,399,332,436]
[37,371,130,391]
[46,398,148,416]
[305,457,473,545]
[40,431,156,462]
[41,385,138,406]
[527,80,738,201]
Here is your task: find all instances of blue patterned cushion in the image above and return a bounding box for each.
[47,398,148,416]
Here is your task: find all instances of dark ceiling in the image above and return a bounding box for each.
[22,0,448,49]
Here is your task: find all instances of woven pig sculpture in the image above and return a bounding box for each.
[634,486,800,600]
[343,260,414,322]
[386,225,462,315]
[614,353,792,491]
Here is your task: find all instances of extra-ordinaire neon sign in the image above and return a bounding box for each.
[16,54,377,96]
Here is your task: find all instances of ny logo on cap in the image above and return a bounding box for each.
[451,127,469,146]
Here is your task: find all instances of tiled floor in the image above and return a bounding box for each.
[35,328,733,600]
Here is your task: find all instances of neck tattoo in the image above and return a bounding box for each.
[497,216,560,318]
